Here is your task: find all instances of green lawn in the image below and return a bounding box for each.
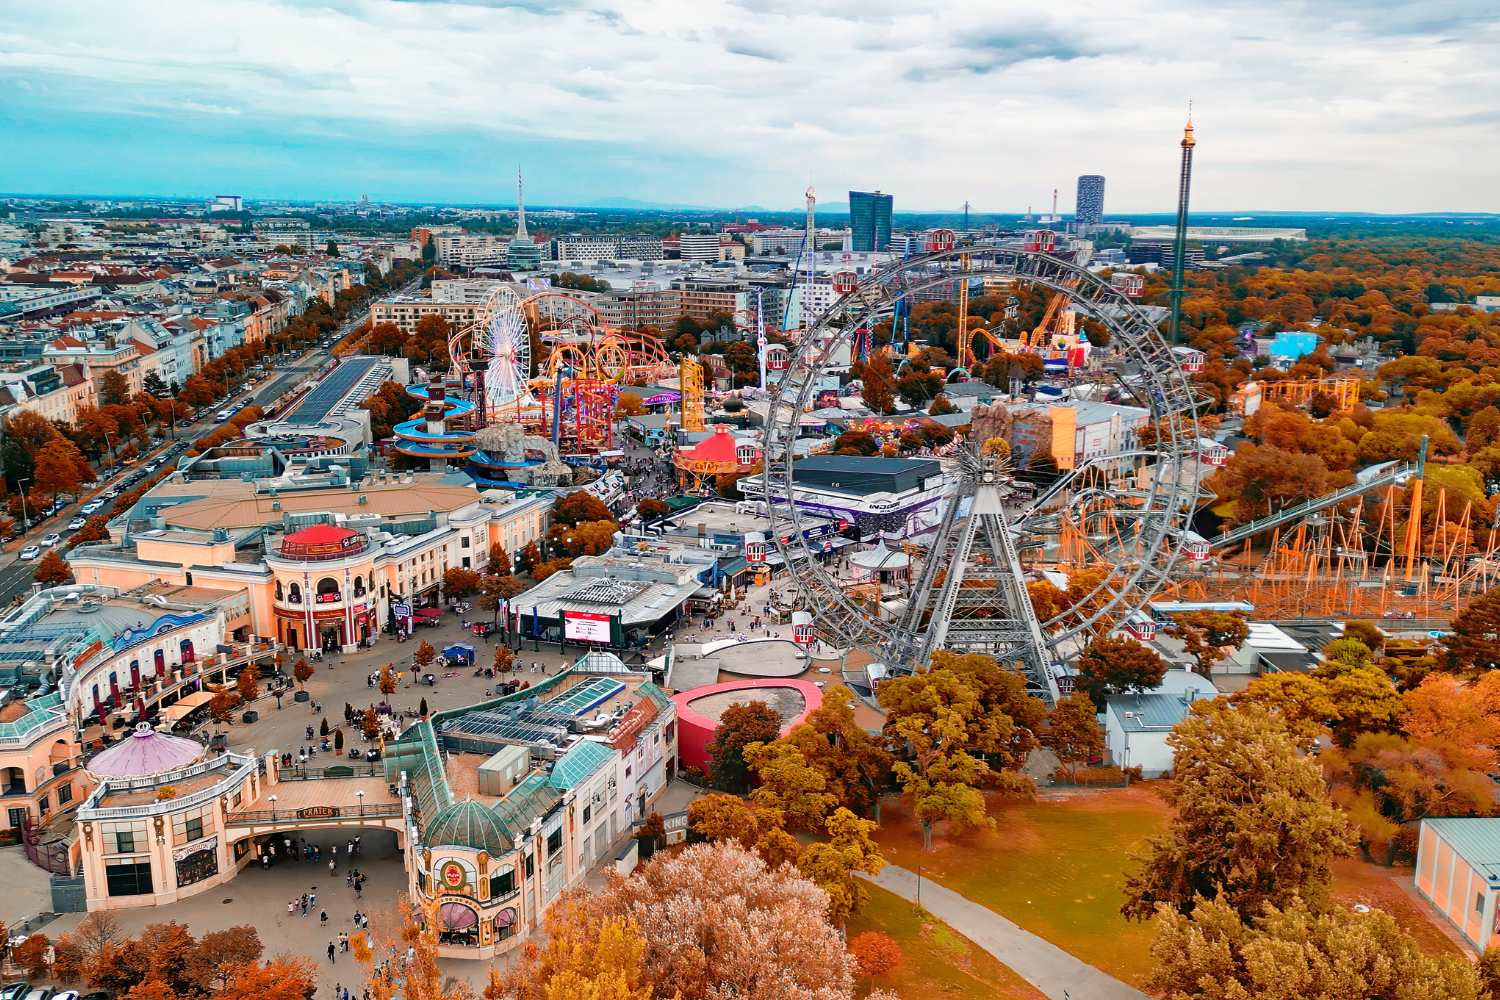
[848,883,1044,1000]
[873,786,1171,987]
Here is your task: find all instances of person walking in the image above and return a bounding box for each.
[328,941,336,962]
[320,909,329,925]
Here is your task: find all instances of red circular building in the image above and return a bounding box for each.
[670,679,823,773]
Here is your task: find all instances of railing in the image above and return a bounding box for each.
[276,763,387,780]
[22,814,74,876]
[225,802,402,826]
[79,752,256,821]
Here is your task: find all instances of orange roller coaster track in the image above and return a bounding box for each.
[1261,376,1360,411]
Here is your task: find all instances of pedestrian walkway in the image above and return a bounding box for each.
[858,865,1148,1000]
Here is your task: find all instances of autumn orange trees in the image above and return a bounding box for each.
[33,548,74,586]
[31,918,308,1000]
[1074,635,1167,707]
[1325,670,1500,865]
[705,699,781,792]
[881,651,1044,849]
[1123,701,1353,922]
[488,843,856,1000]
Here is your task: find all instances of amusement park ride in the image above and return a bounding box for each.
[763,234,1487,702]
[391,284,677,484]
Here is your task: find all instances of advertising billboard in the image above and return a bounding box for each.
[563,610,612,644]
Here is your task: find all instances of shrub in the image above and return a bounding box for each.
[849,930,903,978]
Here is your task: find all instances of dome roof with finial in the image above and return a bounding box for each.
[1182,118,1197,149]
[88,722,205,779]
[422,799,515,854]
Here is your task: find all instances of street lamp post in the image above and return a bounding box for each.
[16,478,30,534]
[268,794,278,820]
[356,789,366,814]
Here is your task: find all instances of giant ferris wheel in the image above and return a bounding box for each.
[761,242,1204,703]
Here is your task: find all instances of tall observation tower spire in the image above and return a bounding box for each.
[505,165,542,271]
[515,165,528,240]
[1167,109,1196,347]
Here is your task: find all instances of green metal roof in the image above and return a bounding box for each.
[0,691,66,742]
[491,772,559,835]
[423,799,515,854]
[1425,818,1500,885]
[1107,693,1191,732]
[548,740,614,789]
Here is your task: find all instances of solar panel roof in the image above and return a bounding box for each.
[288,357,381,425]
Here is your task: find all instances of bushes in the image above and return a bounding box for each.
[849,930,903,978]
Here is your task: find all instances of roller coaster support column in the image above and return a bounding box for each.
[1403,435,1429,582]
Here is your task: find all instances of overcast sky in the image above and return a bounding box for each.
[2,0,1497,213]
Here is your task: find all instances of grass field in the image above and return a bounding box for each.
[847,883,1045,1000]
[873,785,1172,987]
[1331,857,1465,958]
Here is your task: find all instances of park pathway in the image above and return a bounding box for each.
[859,865,1149,1000]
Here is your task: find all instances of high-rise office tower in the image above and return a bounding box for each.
[1075,175,1105,227]
[1168,118,1196,346]
[848,190,893,252]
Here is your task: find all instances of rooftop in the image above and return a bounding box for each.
[788,454,945,496]
[1425,818,1500,885]
[511,553,704,627]
[386,662,670,856]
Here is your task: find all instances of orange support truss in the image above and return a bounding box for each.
[1261,377,1360,411]
[1161,485,1500,618]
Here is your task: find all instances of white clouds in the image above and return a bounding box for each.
[1,0,1497,209]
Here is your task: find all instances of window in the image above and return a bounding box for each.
[114,830,137,854]
[106,861,153,897]
[183,816,204,843]
[582,804,592,824]
[37,795,49,815]
[461,537,470,548]
[57,783,72,805]
[546,829,562,857]
[490,869,515,899]
[1479,892,1487,914]
[524,853,535,879]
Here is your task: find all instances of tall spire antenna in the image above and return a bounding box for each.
[515,165,528,240]
[1168,105,1196,347]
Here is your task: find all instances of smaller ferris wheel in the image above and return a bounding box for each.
[471,286,535,417]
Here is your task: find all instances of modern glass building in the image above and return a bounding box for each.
[1076,175,1105,227]
[848,190,893,252]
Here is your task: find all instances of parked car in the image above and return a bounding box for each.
[67,518,86,531]
[103,489,120,500]
[51,991,80,1000]
[0,983,30,1000]
[40,533,61,547]
[19,546,40,561]
[81,502,103,515]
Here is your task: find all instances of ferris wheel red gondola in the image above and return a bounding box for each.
[1023,229,1058,253]
[1110,272,1145,297]
[925,228,957,253]
[832,270,858,295]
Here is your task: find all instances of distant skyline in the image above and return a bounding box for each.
[2,1,1498,213]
